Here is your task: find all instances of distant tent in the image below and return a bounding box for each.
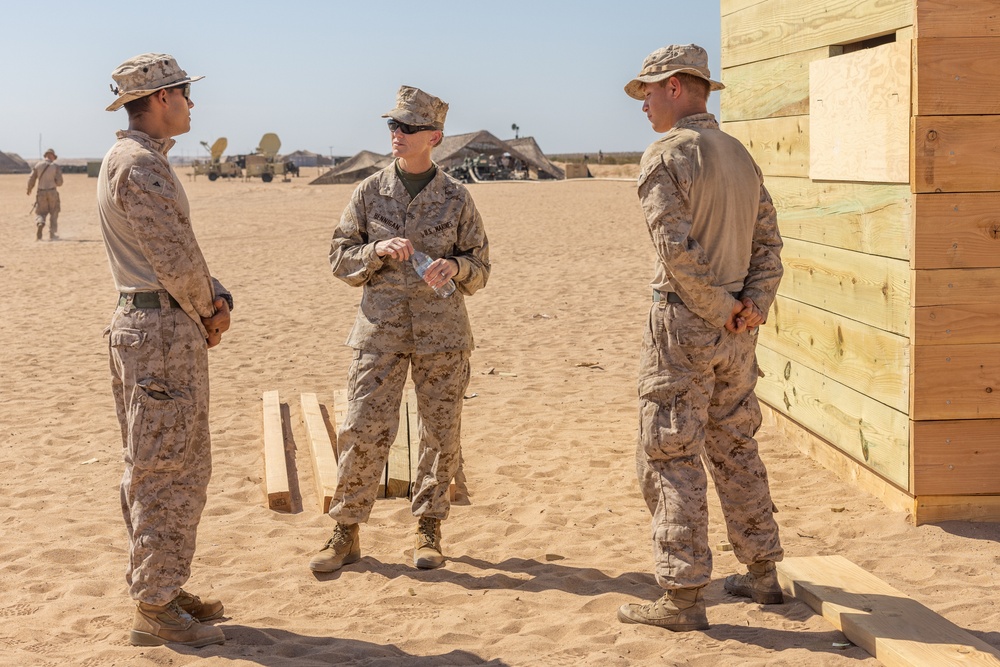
[310,150,392,185]
[0,151,30,174]
[431,130,563,180]
[507,137,565,180]
[283,150,332,168]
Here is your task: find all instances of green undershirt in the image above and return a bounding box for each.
[395,160,437,199]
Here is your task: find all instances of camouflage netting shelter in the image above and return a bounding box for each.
[0,151,30,174]
[432,131,563,180]
[309,151,392,185]
[507,137,565,180]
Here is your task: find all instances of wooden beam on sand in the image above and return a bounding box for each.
[776,556,1000,666]
[262,390,291,511]
[300,393,338,513]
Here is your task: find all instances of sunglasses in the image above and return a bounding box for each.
[170,83,191,100]
[387,119,436,134]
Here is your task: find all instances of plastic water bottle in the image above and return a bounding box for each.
[411,251,456,298]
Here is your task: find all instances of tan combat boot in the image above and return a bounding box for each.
[724,560,784,604]
[309,522,361,573]
[617,586,709,631]
[413,516,444,569]
[130,600,225,647]
[175,589,225,621]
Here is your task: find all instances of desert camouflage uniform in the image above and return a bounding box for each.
[97,130,226,606]
[636,113,784,590]
[27,159,63,236]
[328,161,489,523]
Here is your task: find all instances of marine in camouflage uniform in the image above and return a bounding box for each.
[26,148,63,240]
[617,45,785,632]
[98,53,230,648]
[311,86,490,573]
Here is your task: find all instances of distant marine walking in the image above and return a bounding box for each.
[26,148,63,240]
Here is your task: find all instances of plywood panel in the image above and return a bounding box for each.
[810,41,910,183]
[778,238,910,336]
[721,47,837,122]
[914,38,1000,115]
[768,177,910,260]
[760,403,915,512]
[911,343,1000,420]
[914,0,1000,38]
[721,0,912,68]
[722,116,809,178]
[912,303,1000,346]
[761,295,909,412]
[757,345,909,487]
[776,556,1000,665]
[911,419,1000,495]
[912,116,1000,193]
[912,267,1000,306]
[913,193,1000,269]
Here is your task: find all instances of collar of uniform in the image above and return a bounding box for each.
[378,161,447,204]
[114,129,177,156]
[672,112,719,132]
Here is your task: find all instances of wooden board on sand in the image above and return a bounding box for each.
[262,390,291,511]
[776,555,1000,666]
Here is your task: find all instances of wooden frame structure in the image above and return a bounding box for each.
[722,0,1000,524]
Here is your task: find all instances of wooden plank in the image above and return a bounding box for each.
[757,346,909,487]
[912,267,1000,307]
[911,343,1000,420]
[386,389,414,499]
[721,47,838,122]
[721,0,762,17]
[776,555,1000,665]
[912,304,1000,346]
[809,40,910,183]
[912,419,1000,495]
[778,237,910,336]
[913,193,1000,270]
[262,390,291,511]
[915,0,1000,38]
[912,116,1000,193]
[721,0,912,68]
[767,177,910,260]
[760,403,914,512]
[722,116,809,178]
[914,38,1000,115]
[913,495,1000,525]
[761,295,909,412]
[300,393,339,514]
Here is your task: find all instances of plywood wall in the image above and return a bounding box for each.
[723,0,1000,521]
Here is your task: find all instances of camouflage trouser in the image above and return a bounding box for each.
[328,348,471,524]
[636,301,782,590]
[35,190,59,235]
[107,296,211,606]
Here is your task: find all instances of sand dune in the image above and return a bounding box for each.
[1,171,998,666]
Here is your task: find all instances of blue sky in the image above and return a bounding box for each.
[3,1,721,160]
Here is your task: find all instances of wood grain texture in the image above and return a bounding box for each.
[721,0,911,68]
[915,0,1000,38]
[913,193,1000,269]
[911,343,1000,420]
[809,40,910,183]
[912,116,1000,193]
[914,37,1000,115]
[768,177,910,260]
[912,419,1000,495]
[721,47,838,121]
[262,390,291,511]
[723,116,809,178]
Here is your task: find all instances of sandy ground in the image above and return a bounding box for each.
[1,171,999,667]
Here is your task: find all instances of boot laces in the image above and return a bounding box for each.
[417,517,438,548]
[325,523,353,549]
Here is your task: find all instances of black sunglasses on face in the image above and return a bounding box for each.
[387,119,436,134]
[170,83,191,100]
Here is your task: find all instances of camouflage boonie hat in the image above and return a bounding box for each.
[624,44,724,100]
[44,148,57,159]
[106,53,204,112]
[381,86,448,130]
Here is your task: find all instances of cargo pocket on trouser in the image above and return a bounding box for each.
[126,379,193,472]
[653,523,695,583]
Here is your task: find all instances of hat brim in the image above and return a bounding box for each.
[624,69,724,100]
[380,108,443,131]
[106,74,205,112]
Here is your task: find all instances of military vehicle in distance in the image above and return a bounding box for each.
[243,133,282,183]
[193,138,242,181]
